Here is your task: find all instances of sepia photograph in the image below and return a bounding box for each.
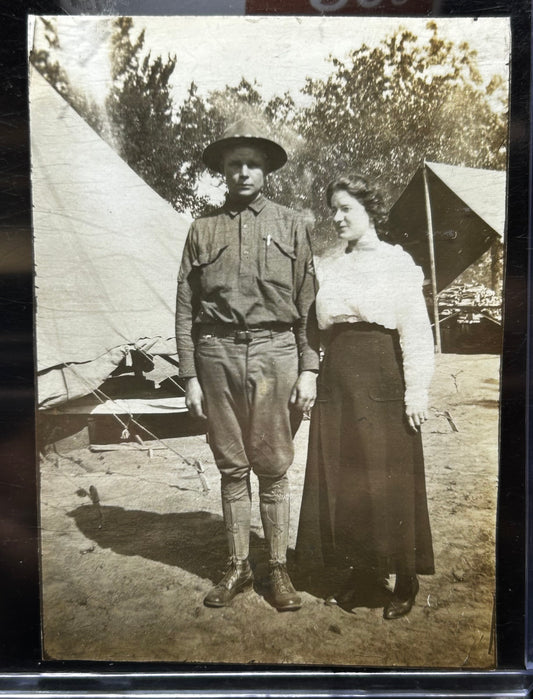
[30,13,509,666]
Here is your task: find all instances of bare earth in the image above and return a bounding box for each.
[39,353,499,668]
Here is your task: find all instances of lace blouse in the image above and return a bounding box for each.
[315,241,434,409]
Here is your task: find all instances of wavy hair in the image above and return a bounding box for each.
[325,174,389,236]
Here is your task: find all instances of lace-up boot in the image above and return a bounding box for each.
[204,558,254,607]
[268,562,302,611]
[204,481,253,607]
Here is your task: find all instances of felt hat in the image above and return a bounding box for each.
[202,118,287,174]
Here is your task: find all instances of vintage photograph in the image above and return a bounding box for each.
[30,14,509,666]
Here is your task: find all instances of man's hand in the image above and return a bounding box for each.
[185,377,207,419]
[289,370,317,412]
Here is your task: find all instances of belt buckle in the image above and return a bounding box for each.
[234,330,253,343]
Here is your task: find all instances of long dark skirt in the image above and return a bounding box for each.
[296,322,434,577]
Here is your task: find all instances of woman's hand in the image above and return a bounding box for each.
[405,405,428,432]
[185,377,207,419]
[290,370,318,412]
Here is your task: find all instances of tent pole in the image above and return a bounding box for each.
[422,161,441,353]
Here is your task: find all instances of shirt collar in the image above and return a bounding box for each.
[225,194,268,218]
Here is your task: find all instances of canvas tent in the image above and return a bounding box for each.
[388,161,506,351]
[31,68,191,409]
[388,161,506,292]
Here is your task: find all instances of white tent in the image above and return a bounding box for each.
[31,68,191,408]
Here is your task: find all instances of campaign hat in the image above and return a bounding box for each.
[202,118,287,174]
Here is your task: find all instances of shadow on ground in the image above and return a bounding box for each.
[68,504,334,601]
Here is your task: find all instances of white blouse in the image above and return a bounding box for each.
[315,241,434,409]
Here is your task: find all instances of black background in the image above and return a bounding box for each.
[0,0,530,694]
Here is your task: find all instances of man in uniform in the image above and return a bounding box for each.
[176,118,319,611]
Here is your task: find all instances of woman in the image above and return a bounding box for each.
[296,174,434,619]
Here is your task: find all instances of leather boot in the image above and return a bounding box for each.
[204,558,254,607]
[383,575,419,620]
[326,569,391,610]
[204,481,253,607]
[259,477,301,610]
[268,562,302,611]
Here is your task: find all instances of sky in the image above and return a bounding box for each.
[30,14,511,110]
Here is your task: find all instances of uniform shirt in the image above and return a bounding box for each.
[315,240,434,409]
[176,195,319,378]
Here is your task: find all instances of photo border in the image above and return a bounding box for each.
[0,0,530,694]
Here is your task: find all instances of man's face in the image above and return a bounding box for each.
[223,146,266,202]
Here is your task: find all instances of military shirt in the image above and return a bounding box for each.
[176,195,319,377]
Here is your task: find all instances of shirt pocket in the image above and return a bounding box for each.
[261,234,296,291]
[192,244,229,293]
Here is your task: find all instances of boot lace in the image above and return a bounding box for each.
[270,564,293,594]
[219,558,248,588]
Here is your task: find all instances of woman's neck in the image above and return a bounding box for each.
[346,228,380,252]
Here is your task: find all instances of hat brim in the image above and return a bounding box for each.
[202,136,287,174]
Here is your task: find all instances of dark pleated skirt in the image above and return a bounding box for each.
[295,322,434,577]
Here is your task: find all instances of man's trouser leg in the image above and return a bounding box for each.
[196,330,301,610]
[246,333,302,610]
[196,334,255,606]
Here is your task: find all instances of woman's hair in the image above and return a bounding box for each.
[325,173,388,235]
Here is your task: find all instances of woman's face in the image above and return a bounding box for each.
[330,189,373,243]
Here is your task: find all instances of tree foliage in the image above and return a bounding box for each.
[32,18,507,253]
[285,22,508,251]
[105,18,189,211]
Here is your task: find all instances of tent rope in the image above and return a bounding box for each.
[135,347,187,393]
[63,362,209,493]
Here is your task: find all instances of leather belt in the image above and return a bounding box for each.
[199,323,292,343]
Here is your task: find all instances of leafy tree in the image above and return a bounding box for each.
[289,22,508,252]
[173,81,218,216]
[32,17,507,255]
[105,18,187,209]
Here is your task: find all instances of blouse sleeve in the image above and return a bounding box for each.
[394,252,435,410]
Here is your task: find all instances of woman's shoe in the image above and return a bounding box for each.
[326,570,391,610]
[383,575,419,620]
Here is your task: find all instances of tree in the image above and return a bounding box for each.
[173,81,219,216]
[105,18,187,209]
[290,22,508,252]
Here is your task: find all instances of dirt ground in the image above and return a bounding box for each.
[39,353,499,668]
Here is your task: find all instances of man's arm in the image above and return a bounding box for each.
[176,225,207,419]
[292,219,320,373]
[290,218,320,411]
[176,225,198,379]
